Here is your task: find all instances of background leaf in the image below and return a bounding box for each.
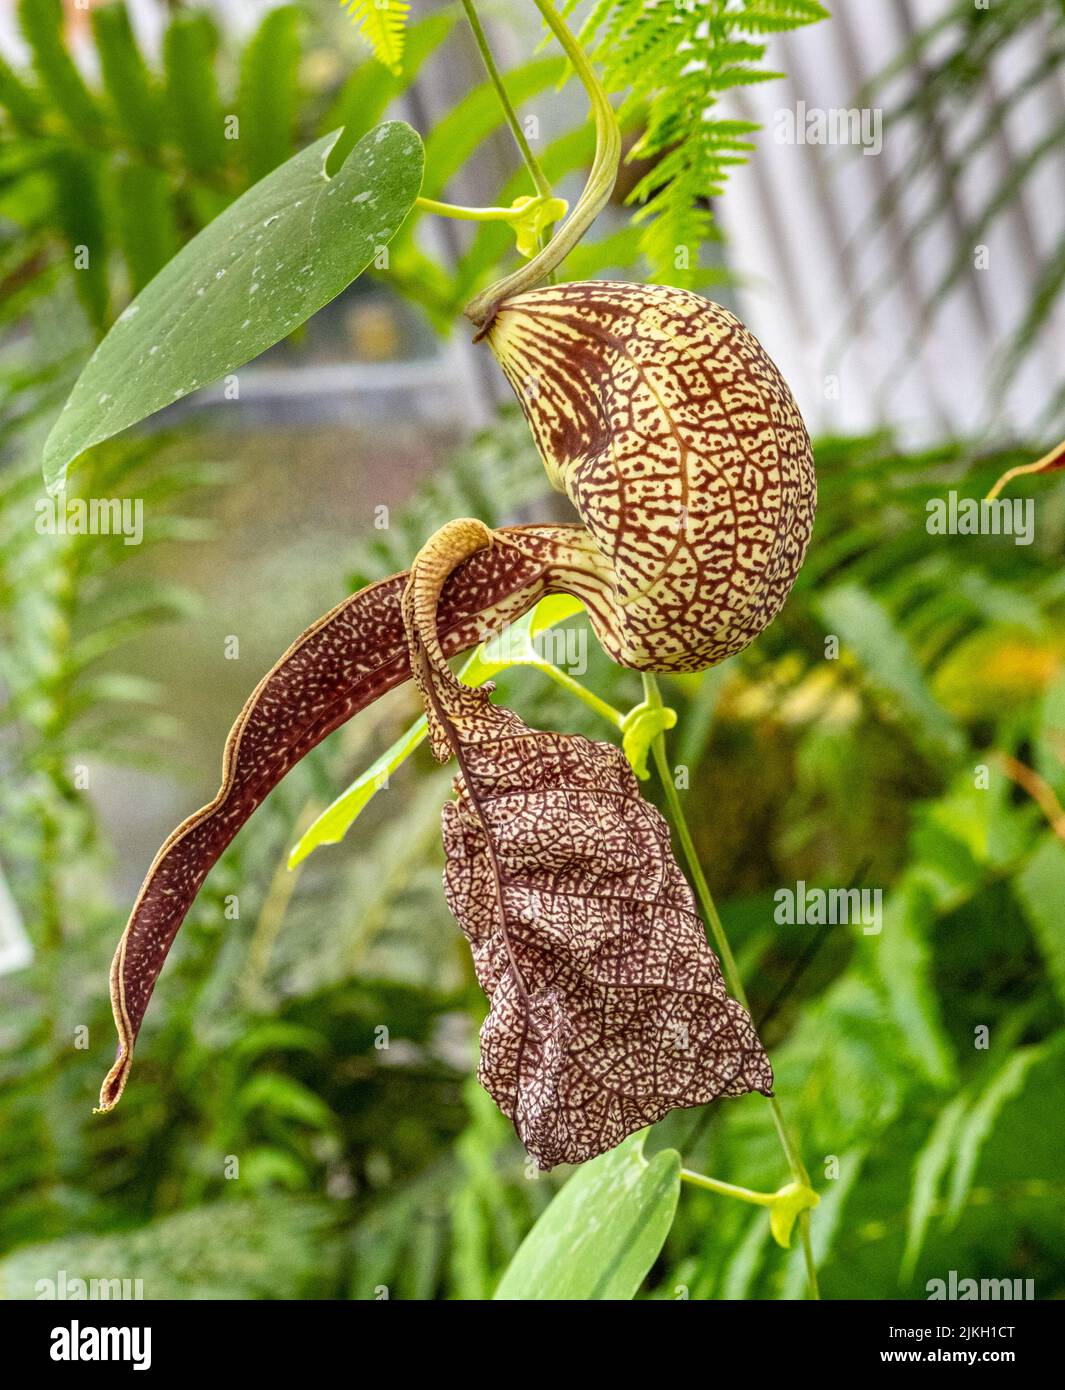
[91,1,163,153]
[494,1132,681,1300]
[18,0,101,137]
[162,12,226,177]
[1016,834,1065,1011]
[238,5,302,184]
[0,1198,335,1300]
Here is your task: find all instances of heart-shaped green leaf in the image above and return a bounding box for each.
[43,120,424,493]
[493,1131,681,1300]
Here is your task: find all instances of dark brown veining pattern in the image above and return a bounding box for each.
[402,519,773,1168]
[443,724,774,1168]
[487,281,816,671]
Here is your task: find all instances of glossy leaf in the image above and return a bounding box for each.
[43,122,424,492]
[494,1132,680,1300]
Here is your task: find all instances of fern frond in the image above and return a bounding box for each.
[581,0,829,286]
[735,1,831,33]
[339,0,411,76]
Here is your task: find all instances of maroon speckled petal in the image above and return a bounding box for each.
[99,526,586,1112]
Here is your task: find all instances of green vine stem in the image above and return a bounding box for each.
[682,1170,767,1202]
[416,193,569,259]
[538,661,625,728]
[464,0,621,326]
[641,673,821,1299]
[460,0,555,207]
[680,1170,819,1252]
[416,196,548,223]
[681,1170,778,1206]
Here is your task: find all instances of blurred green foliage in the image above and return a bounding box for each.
[1,1,1064,1302]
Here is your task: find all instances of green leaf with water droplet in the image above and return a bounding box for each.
[42,121,424,494]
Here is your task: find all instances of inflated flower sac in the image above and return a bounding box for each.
[485,282,815,671]
[97,280,815,1164]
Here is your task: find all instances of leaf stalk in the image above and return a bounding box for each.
[463,0,621,325]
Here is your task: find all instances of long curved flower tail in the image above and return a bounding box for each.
[98,526,580,1113]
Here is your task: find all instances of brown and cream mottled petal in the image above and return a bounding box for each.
[486,281,816,672]
[98,526,596,1112]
